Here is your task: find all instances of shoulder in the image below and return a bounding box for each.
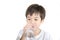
[43,30,53,40]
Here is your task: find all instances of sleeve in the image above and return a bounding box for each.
[44,32,53,40]
[16,30,23,40]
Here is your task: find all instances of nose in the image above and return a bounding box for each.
[30,20,35,28]
[30,20,35,25]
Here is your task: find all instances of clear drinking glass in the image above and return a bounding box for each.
[25,29,36,40]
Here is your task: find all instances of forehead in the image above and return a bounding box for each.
[27,13,40,18]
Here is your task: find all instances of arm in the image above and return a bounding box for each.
[16,30,23,40]
[20,33,26,40]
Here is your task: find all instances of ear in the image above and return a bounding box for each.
[41,20,44,24]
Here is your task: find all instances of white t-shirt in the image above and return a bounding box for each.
[16,30,52,40]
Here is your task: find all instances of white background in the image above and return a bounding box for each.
[0,0,60,40]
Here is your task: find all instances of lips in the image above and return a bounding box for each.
[32,26,34,28]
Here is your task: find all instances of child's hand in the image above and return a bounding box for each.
[23,23,36,33]
[21,23,34,40]
[23,23,32,32]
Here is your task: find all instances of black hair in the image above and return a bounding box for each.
[25,4,46,20]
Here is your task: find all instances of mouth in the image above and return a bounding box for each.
[32,26,34,28]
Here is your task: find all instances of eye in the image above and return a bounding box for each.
[28,19,31,20]
[34,19,38,21]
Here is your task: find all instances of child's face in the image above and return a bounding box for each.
[26,13,43,30]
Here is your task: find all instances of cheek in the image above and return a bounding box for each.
[27,20,31,24]
[35,21,41,27]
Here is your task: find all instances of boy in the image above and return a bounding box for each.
[16,4,52,40]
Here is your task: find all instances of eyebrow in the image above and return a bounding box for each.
[27,16,31,18]
[34,17,39,18]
